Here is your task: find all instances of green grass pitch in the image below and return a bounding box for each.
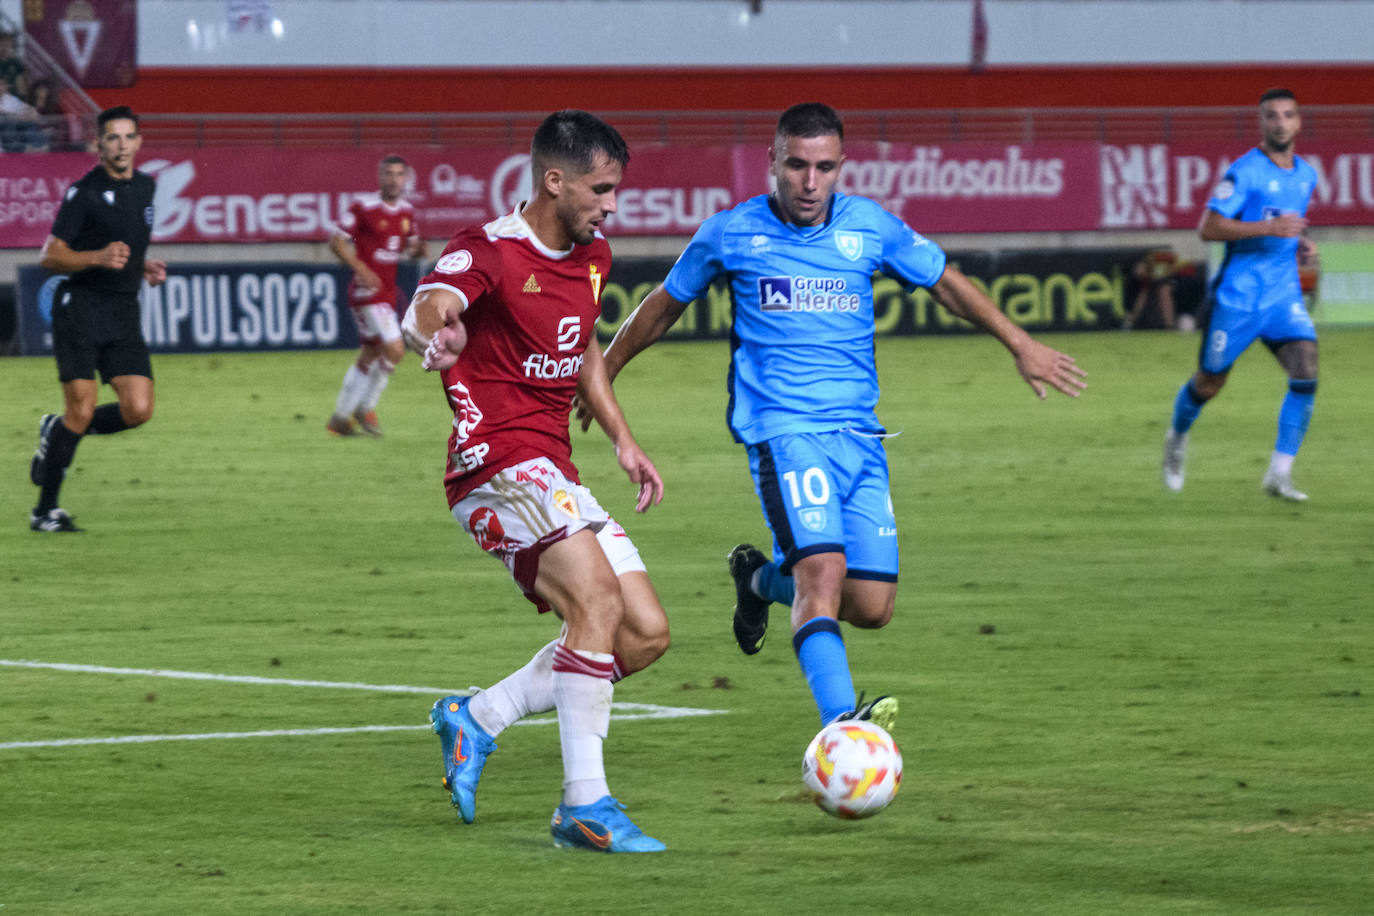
[2,327,1372,915]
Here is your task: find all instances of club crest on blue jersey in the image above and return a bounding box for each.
[833,231,863,261]
[800,507,828,532]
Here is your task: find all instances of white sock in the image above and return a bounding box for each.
[552,644,614,807]
[361,356,395,411]
[1269,451,1295,476]
[468,639,558,735]
[334,363,370,416]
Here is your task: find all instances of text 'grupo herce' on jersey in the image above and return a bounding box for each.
[758,276,863,313]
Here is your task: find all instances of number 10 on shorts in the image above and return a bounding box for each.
[783,468,831,533]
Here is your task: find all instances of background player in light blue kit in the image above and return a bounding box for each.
[1162,88,1320,501]
[590,103,1085,733]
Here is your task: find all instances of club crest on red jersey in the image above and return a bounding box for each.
[589,264,603,302]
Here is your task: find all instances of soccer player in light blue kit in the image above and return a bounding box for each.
[1162,88,1320,501]
[592,103,1085,733]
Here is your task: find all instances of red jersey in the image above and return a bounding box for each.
[334,193,421,309]
[418,207,611,506]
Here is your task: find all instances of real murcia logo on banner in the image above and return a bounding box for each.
[834,231,862,261]
[59,5,103,78]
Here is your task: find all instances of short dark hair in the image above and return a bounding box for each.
[776,102,844,142]
[530,110,629,179]
[1260,87,1297,105]
[97,105,139,133]
[379,155,408,169]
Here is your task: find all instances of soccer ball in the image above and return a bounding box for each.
[801,720,902,819]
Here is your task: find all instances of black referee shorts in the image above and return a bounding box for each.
[51,283,153,384]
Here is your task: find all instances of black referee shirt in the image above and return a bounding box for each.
[50,166,156,297]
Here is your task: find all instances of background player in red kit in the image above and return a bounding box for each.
[326,155,428,436]
[403,110,670,853]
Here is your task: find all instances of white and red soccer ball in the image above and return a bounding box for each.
[801,720,903,819]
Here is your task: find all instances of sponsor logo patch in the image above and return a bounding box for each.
[436,249,473,273]
[468,507,507,552]
[757,276,861,313]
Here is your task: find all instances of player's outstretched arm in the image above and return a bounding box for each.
[578,339,664,512]
[577,283,690,432]
[601,283,691,380]
[930,266,1086,400]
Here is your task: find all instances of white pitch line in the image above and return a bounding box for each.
[0,705,725,752]
[0,659,456,694]
[0,725,426,750]
[0,659,727,752]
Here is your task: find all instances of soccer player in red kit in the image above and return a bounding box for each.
[326,155,428,436]
[403,110,670,853]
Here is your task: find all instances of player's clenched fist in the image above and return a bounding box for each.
[97,241,131,270]
[422,321,467,372]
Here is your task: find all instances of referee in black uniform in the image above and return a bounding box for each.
[29,105,167,532]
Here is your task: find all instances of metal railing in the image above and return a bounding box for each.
[5,9,100,150]
[136,106,1374,150]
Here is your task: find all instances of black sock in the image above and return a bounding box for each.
[35,419,82,514]
[87,403,130,435]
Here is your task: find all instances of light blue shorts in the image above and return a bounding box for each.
[1201,288,1316,374]
[746,429,898,581]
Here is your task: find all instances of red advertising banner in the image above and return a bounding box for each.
[3,139,1372,249]
[732,140,1101,233]
[1099,139,1374,229]
[0,151,86,248]
[24,0,137,88]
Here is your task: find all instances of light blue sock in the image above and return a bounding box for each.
[1275,379,1316,455]
[756,561,796,606]
[792,617,855,726]
[1171,379,1206,434]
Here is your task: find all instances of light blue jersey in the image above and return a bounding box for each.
[1201,147,1318,372]
[663,192,947,445]
[1206,146,1317,314]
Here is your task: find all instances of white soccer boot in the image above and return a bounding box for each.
[1161,429,1188,492]
[1262,470,1308,502]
